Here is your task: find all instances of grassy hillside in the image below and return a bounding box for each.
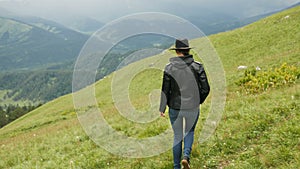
[0,5,300,169]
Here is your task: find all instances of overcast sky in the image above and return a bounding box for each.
[0,0,299,22]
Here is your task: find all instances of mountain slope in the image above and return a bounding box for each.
[0,15,89,104]
[0,5,299,169]
[0,16,89,71]
[52,15,105,34]
[0,13,174,105]
[188,2,300,35]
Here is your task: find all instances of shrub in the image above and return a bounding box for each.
[236,63,300,94]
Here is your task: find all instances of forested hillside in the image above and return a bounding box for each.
[0,104,40,128]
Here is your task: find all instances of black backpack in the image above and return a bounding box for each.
[189,61,210,104]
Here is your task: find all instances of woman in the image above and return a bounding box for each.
[159,39,210,169]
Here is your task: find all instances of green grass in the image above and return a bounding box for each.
[0,5,300,169]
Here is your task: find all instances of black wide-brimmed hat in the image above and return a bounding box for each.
[170,38,192,50]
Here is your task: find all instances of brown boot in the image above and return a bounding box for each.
[181,157,190,169]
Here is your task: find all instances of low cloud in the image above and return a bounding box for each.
[0,0,299,21]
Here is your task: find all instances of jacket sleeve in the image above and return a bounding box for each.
[198,67,210,104]
[159,69,171,113]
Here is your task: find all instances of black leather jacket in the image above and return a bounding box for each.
[159,55,210,113]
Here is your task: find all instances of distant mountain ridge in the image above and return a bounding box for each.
[0,15,89,104]
[187,2,300,35]
[0,13,174,104]
[0,15,89,71]
[52,15,105,35]
[286,2,300,9]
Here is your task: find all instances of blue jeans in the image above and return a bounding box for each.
[169,108,199,169]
